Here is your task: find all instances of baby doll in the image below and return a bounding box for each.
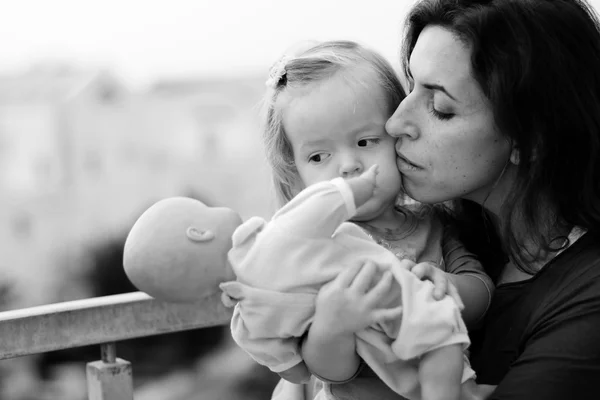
[123,166,473,400]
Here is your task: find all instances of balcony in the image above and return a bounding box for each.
[0,291,232,399]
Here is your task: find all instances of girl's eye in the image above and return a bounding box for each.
[358,138,381,147]
[308,153,330,163]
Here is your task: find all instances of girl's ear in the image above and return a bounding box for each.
[290,173,305,198]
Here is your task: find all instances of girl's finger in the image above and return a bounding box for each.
[350,261,378,292]
[365,270,393,305]
[335,262,364,287]
[396,259,416,271]
[373,306,403,323]
[410,261,436,280]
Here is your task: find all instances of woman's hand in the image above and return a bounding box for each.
[314,260,403,335]
[398,259,464,310]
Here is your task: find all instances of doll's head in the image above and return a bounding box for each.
[123,197,242,303]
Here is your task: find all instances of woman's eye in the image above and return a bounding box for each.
[430,107,454,121]
[358,138,381,147]
[308,153,330,163]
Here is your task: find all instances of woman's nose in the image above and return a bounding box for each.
[386,97,418,140]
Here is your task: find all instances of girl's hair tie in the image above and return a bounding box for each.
[265,55,291,89]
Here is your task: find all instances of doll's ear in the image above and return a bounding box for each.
[186,226,215,242]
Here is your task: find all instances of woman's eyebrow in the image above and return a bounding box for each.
[407,64,460,103]
[423,83,459,103]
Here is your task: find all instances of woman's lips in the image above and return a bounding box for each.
[396,153,423,171]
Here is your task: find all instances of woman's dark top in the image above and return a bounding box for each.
[470,230,600,399]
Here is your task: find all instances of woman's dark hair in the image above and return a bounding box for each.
[403,0,600,274]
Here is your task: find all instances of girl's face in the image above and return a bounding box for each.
[386,25,512,205]
[281,70,402,223]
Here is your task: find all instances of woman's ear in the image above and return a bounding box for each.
[510,145,520,165]
[510,144,539,165]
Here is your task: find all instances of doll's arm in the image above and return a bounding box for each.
[222,281,316,377]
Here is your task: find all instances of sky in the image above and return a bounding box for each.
[3,0,600,89]
[0,0,415,89]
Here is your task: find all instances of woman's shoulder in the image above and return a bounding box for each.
[472,230,600,391]
[488,229,600,330]
[530,229,600,316]
[547,229,600,281]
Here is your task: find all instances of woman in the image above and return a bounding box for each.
[301,0,600,399]
[383,0,600,398]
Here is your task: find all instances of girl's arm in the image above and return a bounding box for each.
[301,261,402,381]
[419,344,464,400]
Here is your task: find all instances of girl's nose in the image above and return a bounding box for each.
[339,156,362,178]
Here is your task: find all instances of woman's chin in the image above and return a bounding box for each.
[402,180,446,205]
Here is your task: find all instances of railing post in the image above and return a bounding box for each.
[86,342,133,400]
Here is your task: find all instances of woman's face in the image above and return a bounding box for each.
[386,25,512,205]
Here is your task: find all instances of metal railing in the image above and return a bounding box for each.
[0,291,232,399]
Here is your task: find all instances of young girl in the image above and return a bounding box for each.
[234,40,493,400]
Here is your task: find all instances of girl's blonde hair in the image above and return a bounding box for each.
[261,40,406,206]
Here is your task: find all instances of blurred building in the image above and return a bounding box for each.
[0,65,274,308]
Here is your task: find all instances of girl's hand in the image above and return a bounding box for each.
[398,259,464,310]
[314,261,403,335]
[277,361,311,384]
[460,380,497,400]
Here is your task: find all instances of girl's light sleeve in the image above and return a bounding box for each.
[270,178,356,239]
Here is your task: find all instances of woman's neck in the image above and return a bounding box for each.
[465,165,573,282]
[470,164,517,220]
